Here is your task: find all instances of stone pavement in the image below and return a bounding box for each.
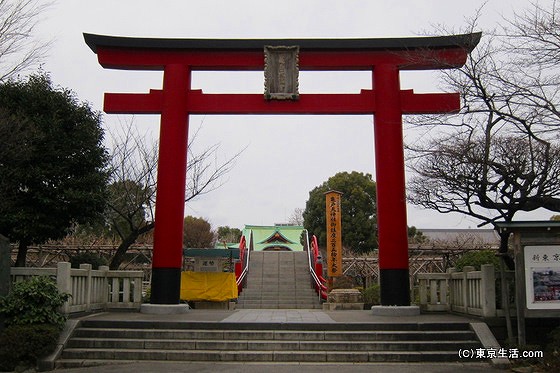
[76,308,484,324]
[49,309,505,372]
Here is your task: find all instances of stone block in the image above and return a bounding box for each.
[327,288,364,303]
[370,305,420,316]
[193,301,235,310]
[322,302,364,311]
[140,304,189,314]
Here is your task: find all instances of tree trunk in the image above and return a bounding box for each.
[498,228,515,342]
[109,233,139,270]
[498,230,515,270]
[109,222,155,270]
[15,241,28,267]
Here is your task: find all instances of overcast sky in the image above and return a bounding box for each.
[32,0,551,231]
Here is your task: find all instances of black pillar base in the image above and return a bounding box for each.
[380,269,410,306]
[150,267,181,304]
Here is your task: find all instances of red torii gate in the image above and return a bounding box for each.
[85,33,480,306]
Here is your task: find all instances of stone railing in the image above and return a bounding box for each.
[417,264,513,318]
[10,262,143,314]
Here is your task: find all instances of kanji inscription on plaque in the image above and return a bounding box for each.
[264,45,299,100]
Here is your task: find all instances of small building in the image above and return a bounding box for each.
[242,224,305,252]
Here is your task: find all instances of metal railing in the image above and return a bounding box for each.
[304,230,327,301]
[235,235,250,290]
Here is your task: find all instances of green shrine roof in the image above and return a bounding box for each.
[242,224,305,252]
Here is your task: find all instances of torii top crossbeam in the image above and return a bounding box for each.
[84,33,480,115]
[85,33,480,306]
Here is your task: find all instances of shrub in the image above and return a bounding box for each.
[361,284,380,307]
[142,286,151,303]
[331,276,356,289]
[70,251,107,269]
[0,276,70,329]
[0,277,69,370]
[0,324,60,371]
[545,326,560,371]
[454,249,500,271]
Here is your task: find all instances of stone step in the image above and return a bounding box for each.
[66,337,480,352]
[252,272,309,277]
[79,319,475,332]
[56,320,486,367]
[243,284,314,289]
[240,287,316,293]
[238,250,320,309]
[243,284,312,289]
[244,281,312,286]
[238,292,319,301]
[241,288,313,293]
[236,302,322,309]
[237,295,320,301]
[238,291,318,297]
[237,297,319,304]
[73,327,478,342]
[243,280,312,284]
[247,276,311,281]
[238,295,319,301]
[58,349,466,365]
[238,295,317,300]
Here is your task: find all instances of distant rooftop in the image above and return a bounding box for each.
[419,228,500,248]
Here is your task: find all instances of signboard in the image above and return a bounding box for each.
[524,245,560,310]
[264,45,299,100]
[325,191,343,277]
[193,258,225,272]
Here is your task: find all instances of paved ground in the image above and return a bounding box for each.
[50,309,506,372]
[52,361,503,372]
[75,308,484,324]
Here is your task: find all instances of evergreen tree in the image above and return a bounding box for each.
[0,74,109,266]
[303,171,377,254]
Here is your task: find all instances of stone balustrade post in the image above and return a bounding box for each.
[79,264,93,312]
[462,266,475,312]
[57,262,72,314]
[98,266,110,306]
[480,264,496,317]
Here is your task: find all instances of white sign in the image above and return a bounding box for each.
[524,246,560,310]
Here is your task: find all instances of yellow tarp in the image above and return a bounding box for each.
[180,271,238,302]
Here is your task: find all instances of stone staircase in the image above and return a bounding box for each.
[56,319,484,367]
[237,251,322,309]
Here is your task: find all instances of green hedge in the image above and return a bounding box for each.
[361,284,380,307]
[0,276,69,370]
[0,324,60,371]
[454,250,500,271]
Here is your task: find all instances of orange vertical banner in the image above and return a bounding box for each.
[325,190,343,277]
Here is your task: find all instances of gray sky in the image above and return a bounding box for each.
[33,0,550,231]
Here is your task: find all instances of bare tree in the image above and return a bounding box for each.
[105,119,243,269]
[0,0,52,81]
[407,1,560,253]
[408,133,560,249]
[288,207,305,226]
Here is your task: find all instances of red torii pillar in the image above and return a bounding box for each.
[85,33,480,305]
